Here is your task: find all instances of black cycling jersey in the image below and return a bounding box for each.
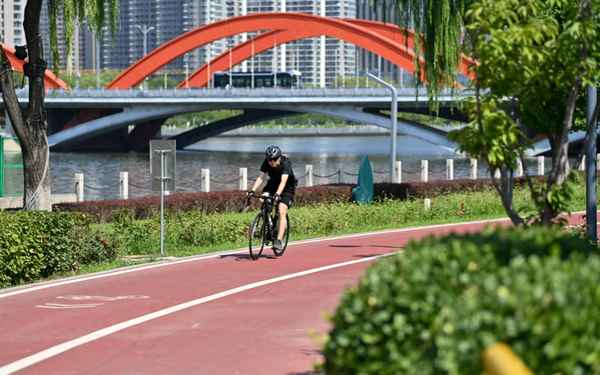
[260,156,298,193]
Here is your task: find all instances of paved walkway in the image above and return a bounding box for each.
[0,214,590,374]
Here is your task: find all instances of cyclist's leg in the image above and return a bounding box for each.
[276,192,293,241]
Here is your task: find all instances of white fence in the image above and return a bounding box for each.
[66,155,597,202]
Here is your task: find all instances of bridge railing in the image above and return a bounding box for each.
[36,87,471,99]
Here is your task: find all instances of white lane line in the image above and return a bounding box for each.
[0,217,511,300]
[0,252,394,375]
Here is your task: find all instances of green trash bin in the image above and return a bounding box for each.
[351,155,374,204]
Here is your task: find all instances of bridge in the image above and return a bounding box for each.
[1,12,480,152]
[3,87,465,152]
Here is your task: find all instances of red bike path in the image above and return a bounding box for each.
[0,214,592,374]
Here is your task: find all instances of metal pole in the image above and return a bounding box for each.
[251,38,255,89]
[185,61,189,89]
[142,32,147,90]
[273,37,278,89]
[160,150,166,256]
[586,86,597,242]
[229,43,233,88]
[0,136,4,197]
[135,25,155,91]
[367,73,397,183]
[95,34,100,89]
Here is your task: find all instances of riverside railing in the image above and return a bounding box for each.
[64,155,596,202]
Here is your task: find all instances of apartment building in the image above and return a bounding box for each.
[0,0,25,47]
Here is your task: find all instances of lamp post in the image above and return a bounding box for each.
[94,33,100,89]
[134,24,155,90]
[367,72,397,183]
[586,86,597,242]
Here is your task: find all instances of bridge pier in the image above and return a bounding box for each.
[127,119,165,152]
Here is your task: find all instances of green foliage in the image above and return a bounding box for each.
[449,97,526,171]
[108,185,537,257]
[47,0,119,72]
[0,212,117,287]
[322,227,599,374]
[382,0,470,97]
[111,210,159,254]
[58,69,121,88]
[464,0,599,134]
[449,0,600,225]
[171,211,249,247]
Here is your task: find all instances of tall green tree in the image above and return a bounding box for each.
[450,0,600,225]
[388,0,599,225]
[0,0,117,210]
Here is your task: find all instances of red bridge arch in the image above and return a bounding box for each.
[1,44,68,90]
[180,18,476,88]
[109,13,476,90]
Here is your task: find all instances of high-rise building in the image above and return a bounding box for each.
[1,0,26,47]
[184,0,227,71]
[356,0,412,86]
[36,0,368,88]
[94,0,228,72]
[39,1,90,74]
[227,0,356,88]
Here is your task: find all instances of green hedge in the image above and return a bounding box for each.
[322,227,599,374]
[0,212,118,288]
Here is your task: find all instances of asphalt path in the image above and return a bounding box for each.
[0,214,590,374]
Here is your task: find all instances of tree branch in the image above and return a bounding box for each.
[0,49,26,140]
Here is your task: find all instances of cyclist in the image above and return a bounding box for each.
[248,145,297,252]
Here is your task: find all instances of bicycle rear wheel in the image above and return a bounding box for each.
[272,214,290,257]
[248,213,266,260]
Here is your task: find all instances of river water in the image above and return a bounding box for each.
[5,133,548,200]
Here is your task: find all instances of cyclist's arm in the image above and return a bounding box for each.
[250,172,267,193]
[276,175,289,196]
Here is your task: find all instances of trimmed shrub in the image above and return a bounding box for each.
[52,179,509,223]
[0,212,118,287]
[322,227,599,374]
[54,184,354,222]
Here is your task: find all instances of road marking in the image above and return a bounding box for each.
[34,296,151,310]
[36,303,104,309]
[0,217,511,300]
[0,253,394,375]
[56,295,150,302]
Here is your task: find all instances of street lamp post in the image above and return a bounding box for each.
[586,86,598,242]
[367,72,398,183]
[134,24,155,90]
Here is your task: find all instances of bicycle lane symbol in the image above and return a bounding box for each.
[36,295,150,310]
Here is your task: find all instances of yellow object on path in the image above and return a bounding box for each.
[483,343,533,375]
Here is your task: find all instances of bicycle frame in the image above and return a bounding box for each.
[246,193,289,259]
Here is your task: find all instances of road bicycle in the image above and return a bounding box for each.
[244,193,290,260]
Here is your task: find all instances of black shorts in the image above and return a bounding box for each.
[264,189,294,208]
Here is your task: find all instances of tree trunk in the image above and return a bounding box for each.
[7,0,51,210]
[492,167,524,226]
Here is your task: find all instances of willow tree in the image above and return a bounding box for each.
[377,0,471,98]
[0,0,117,210]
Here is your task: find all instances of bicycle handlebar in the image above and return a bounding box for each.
[242,192,275,213]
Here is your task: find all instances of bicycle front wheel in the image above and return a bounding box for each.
[272,214,290,257]
[248,213,266,260]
